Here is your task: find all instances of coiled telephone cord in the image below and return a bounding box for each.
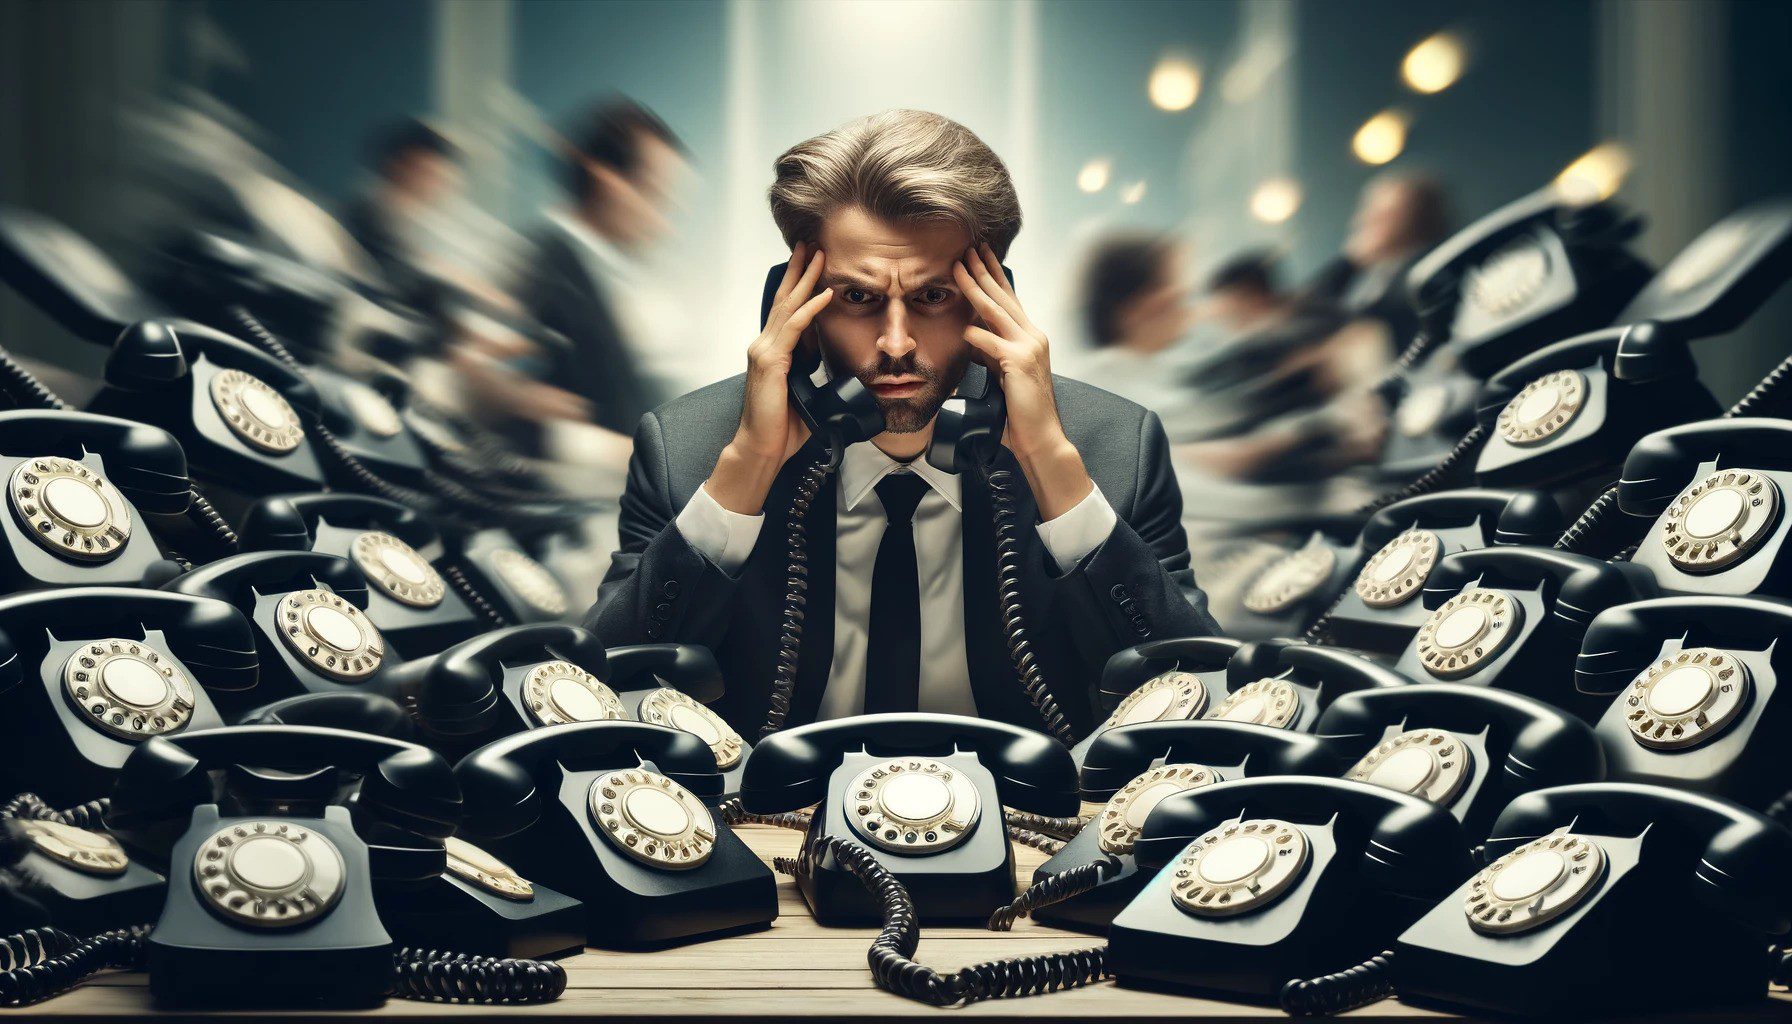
[985,467,1077,745]
[443,561,511,630]
[987,859,1114,932]
[390,947,567,1004]
[758,450,832,739]
[717,798,813,833]
[1353,423,1490,519]
[1278,949,1398,1016]
[0,348,68,412]
[999,809,1089,840]
[0,793,110,832]
[0,925,150,1007]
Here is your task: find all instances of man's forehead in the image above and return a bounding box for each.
[817,207,969,285]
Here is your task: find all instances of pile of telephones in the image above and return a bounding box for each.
[0,179,1790,1019]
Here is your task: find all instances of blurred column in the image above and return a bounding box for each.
[434,0,514,219]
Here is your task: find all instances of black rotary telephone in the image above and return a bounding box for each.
[0,791,166,940]
[1010,721,1358,935]
[1315,683,1605,838]
[1471,200,1792,494]
[0,589,256,805]
[384,623,747,794]
[1575,595,1792,811]
[454,719,777,948]
[164,551,398,716]
[97,724,561,1007]
[445,527,577,626]
[1077,635,1242,767]
[1105,776,1472,1003]
[0,411,192,590]
[1391,783,1792,1017]
[238,493,482,656]
[1378,188,1651,479]
[1388,545,1656,717]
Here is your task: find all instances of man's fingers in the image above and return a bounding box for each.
[977,243,1017,298]
[962,324,1007,357]
[768,248,824,332]
[953,261,1024,339]
[969,245,1032,329]
[776,288,834,350]
[771,241,808,309]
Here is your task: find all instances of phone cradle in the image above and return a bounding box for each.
[377,837,584,960]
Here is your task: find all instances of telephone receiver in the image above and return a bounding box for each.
[165,550,393,714]
[1617,418,1792,598]
[1315,682,1605,837]
[1392,545,1656,713]
[0,588,257,806]
[1574,594,1792,809]
[0,410,192,589]
[1472,199,1792,489]
[1393,782,1792,1017]
[1084,635,1244,764]
[454,720,776,947]
[237,691,415,738]
[1107,776,1472,1002]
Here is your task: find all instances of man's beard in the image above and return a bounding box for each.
[847,350,968,434]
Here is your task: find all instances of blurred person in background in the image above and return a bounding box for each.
[1072,233,1205,437]
[341,117,466,309]
[1302,171,1452,347]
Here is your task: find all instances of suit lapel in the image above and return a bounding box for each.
[758,439,838,727]
[960,449,1040,721]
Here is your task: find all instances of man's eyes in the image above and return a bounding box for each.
[839,288,955,307]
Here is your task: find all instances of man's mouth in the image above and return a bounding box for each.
[870,377,925,398]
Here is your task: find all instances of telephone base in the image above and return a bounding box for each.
[797,854,1015,926]
[574,838,778,949]
[1028,860,1141,936]
[12,846,166,937]
[147,938,393,1009]
[380,873,586,961]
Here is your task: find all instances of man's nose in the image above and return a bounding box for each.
[877,299,916,360]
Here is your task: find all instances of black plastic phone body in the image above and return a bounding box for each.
[1077,636,1244,768]
[2,816,166,936]
[447,527,577,625]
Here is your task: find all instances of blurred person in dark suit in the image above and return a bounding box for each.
[341,118,465,306]
[1302,172,1451,347]
[1071,233,1205,437]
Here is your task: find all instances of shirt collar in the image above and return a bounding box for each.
[837,440,962,513]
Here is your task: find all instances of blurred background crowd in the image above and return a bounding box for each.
[3,0,1790,613]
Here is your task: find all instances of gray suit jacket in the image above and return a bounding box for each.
[585,372,1220,738]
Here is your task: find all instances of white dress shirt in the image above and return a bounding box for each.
[674,441,1118,717]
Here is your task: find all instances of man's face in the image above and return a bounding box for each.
[1346,180,1412,265]
[809,207,976,435]
[599,135,688,248]
[391,152,463,209]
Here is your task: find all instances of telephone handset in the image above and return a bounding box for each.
[238,493,482,656]
[454,719,777,947]
[762,263,886,462]
[1081,636,1244,767]
[1472,200,1792,491]
[0,588,255,806]
[0,411,191,589]
[1574,595,1792,810]
[1315,682,1605,838]
[164,550,399,715]
[740,712,1077,924]
[1389,545,1656,716]
[1392,783,1792,1017]
[1014,721,1359,934]
[1317,488,1563,653]
[1105,776,1472,1002]
[1618,419,1792,597]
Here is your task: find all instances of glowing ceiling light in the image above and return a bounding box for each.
[1078,158,1112,194]
[1121,181,1148,205]
[1149,56,1201,112]
[1352,110,1409,165]
[1250,178,1302,225]
[1402,32,1466,94]
[1555,142,1632,203]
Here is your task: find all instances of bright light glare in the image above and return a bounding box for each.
[1078,158,1112,194]
[1352,110,1408,165]
[1402,33,1466,94]
[1149,57,1201,112]
[1250,178,1302,224]
[1121,181,1147,205]
[1555,143,1632,203]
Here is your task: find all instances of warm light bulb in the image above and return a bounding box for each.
[1402,32,1466,94]
[1250,178,1302,225]
[1149,56,1201,112]
[1078,158,1112,194]
[1555,143,1632,203]
[1121,181,1148,205]
[1352,110,1409,166]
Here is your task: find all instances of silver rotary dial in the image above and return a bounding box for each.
[62,638,196,740]
[444,836,534,900]
[1243,542,1336,614]
[1623,647,1750,750]
[17,819,129,876]
[343,382,404,438]
[9,457,133,562]
[351,531,445,609]
[1497,370,1585,446]
[1171,818,1311,918]
[1346,728,1473,805]
[1096,764,1216,856]
[210,368,305,455]
[1354,529,1440,609]
[1415,589,1521,679]
[1205,678,1300,729]
[275,589,385,681]
[1660,470,1780,573]
[588,769,716,870]
[1464,239,1549,320]
[1465,832,1605,935]
[1103,670,1208,730]
[194,820,346,928]
[638,688,745,770]
[847,758,982,856]
[490,548,568,616]
[522,660,624,727]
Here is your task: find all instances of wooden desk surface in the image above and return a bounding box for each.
[25,821,1792,1021]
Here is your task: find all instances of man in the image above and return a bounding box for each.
[342,118,465,305]
[588,110,1218,739]
[1303,172,1452,348]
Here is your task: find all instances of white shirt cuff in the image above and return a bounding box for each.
[1034,483,1118,571]
[674,484,765,574]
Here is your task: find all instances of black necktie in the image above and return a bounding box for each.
[863,471,930,714]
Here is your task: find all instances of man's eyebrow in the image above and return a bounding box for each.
[822,272,958,291]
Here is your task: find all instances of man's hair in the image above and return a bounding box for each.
[1373,171,1452,250]
[1204,250,1282,297]
[364,118,460,178]
[1079,234,1178,348]
[561,97,685,202]
[768,110,1022,258]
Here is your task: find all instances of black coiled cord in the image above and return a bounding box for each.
[0,794,110,831]
[1355,423,1490,517]
[390,947,567,1004]
[988,859,1114,931]
[184,490,239,557]
[999,809,1089,840]
[759,451,832,740]
[0,925,150,1007]
[0,349,68,411]
[1726,351,1792,420]
[1004,825,1067,855]
[443,562,511,630]
[985,467,1077,745]
[717,798,814,833]
[1278,949,1397,1016]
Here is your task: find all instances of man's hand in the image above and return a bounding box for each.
[704,243,833,516]
[954,243,1095,521]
